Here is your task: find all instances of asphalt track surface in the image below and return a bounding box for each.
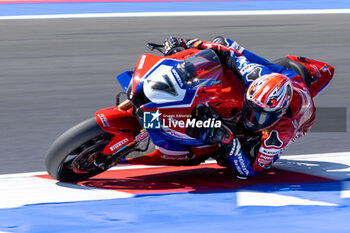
[1,14,349,174]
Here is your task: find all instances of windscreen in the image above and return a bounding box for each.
[175,49,223,87]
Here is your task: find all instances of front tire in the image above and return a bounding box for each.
[45,118,112,182]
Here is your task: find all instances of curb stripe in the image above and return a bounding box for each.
[0,0,251,3]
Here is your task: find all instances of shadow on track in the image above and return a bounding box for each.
[49,160,350,195]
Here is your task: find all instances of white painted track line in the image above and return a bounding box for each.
[341,181,350,198]
[236,190,339,206]
[275,151,350,180]
[0,176,133,209]
[1,9,350,20]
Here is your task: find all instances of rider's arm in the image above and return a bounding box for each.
[224,38,300,79]
[187,38,299,83]
[243,49,299,79]
[211,125,259,177]
[252,94,316,174]
[228,102,315,177]
[225,123,292,177]
[218,38,296,75]
[226,139,257,177]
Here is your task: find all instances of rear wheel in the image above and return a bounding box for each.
[45,118,114,182]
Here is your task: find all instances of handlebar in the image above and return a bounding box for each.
[146,43,166,55]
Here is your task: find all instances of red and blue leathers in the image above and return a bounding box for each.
[187,37,334,177]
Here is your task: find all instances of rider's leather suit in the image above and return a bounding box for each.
[184,37,334,176]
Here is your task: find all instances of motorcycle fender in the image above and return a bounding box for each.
[95,107,141,134]
[103,133,134,155]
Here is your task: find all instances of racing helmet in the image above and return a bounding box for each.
[242,73,293,131]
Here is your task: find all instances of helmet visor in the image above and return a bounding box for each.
[242,99,284,131]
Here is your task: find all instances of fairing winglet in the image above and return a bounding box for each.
[117,71,133,93]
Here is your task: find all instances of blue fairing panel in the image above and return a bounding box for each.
[116,71,133,93]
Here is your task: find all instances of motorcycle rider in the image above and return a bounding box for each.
[160,36,334,178]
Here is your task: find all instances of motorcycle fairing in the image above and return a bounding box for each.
[132,49,246,152]
[95,107,141,155]
[143,88,198,109]
[142,59,192,107]
[132,49,225,108]
[116,71,133,93]
[138,56,223,109]
[102,132,135,156]
[146,127,204,151]
[131,49,200,94]
[286,55,334,98]
[96,48,246,165]
[135,52,225,148]
[126,144,220,166]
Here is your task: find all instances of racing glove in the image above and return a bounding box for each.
[163,36,187,55]
[192,104,256,177]
[191,104,221,144]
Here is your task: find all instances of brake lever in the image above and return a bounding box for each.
[146,43,166,55]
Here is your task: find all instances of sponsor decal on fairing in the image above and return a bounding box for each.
[97,114,110,127]
[171,68,184,87]
[321,65,332,75]
[137,55,146,70]
[135,129,149,142]
[110,138,129,151]
[160,154,192,160]
[312,65,322,79]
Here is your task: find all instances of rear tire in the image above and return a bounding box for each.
[45,118,112,182]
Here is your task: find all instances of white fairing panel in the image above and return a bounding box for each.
[143,64,186,104]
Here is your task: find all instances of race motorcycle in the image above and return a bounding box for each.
[45,42,333,182]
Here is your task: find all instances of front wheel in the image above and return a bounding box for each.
[45,118,113,182]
